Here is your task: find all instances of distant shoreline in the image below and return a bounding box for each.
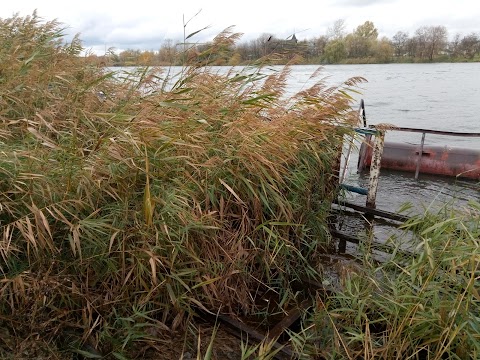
[103,58,480,67]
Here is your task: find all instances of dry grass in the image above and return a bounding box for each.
[2,11,478,360]
[0,12,362,358]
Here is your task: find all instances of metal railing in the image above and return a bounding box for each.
[340,100,480,209]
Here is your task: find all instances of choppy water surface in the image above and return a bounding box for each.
[287,63,480,148]
[282,63,480,258]
[284,64,480,214]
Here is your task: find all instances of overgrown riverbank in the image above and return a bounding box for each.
[1,13,479,359]
[0,13,355,358]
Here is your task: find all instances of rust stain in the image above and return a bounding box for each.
[359,141,480,180]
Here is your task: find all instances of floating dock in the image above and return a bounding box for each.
[359,140,480,180]
[357,127,480,181]
[339,101,480,212]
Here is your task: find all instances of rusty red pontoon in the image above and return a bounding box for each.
[358,127,480,180]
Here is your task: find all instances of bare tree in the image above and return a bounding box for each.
[235,34,277,61]
[449,33,462,58]
[392,31,409,57]
[460,33,480,59]
[309,35,328,57]
[414,25,448,61]
[257,33,276,56]
[158,39,178,64]
[327,19,346,40]
[405,37,418,57]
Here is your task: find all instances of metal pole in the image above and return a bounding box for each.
[339,134,355,183]
[356,99,368,174]
[366,131,385,209]
[357,134,371,173]
[414,132,426,180]
[360,99,366,127]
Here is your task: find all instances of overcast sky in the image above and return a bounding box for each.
[2,0,479,54]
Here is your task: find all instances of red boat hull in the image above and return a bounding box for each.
[359,141,480,180]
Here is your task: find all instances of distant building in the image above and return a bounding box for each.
[263,33,303,60]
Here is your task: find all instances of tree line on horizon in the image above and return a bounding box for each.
[91,20,480,66]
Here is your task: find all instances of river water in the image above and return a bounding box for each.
[280,63,480,258]
[285,63,480,147]
[282,63,480,215]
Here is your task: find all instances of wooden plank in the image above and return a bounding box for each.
[197,310,296,360]
[330,229,415,258]
[414,132,426,179]
[333,200,410,223]
[330,229,360,244]
[267,299,312,341]
[366,131,385,209]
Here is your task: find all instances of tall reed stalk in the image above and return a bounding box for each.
[0,12,363,358]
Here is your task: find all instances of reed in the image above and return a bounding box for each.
[298,201,480,359]
[0,12,362,358]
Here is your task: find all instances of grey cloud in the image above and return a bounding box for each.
[71,15,176,50]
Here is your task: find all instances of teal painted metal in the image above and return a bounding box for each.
[355,128,378,136]
[340,184,368,195]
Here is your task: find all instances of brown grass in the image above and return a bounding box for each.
[0,12,363,358]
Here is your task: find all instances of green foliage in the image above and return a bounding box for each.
[323,39,348,64]
[303,202,480,359]
[354,21,378,39]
